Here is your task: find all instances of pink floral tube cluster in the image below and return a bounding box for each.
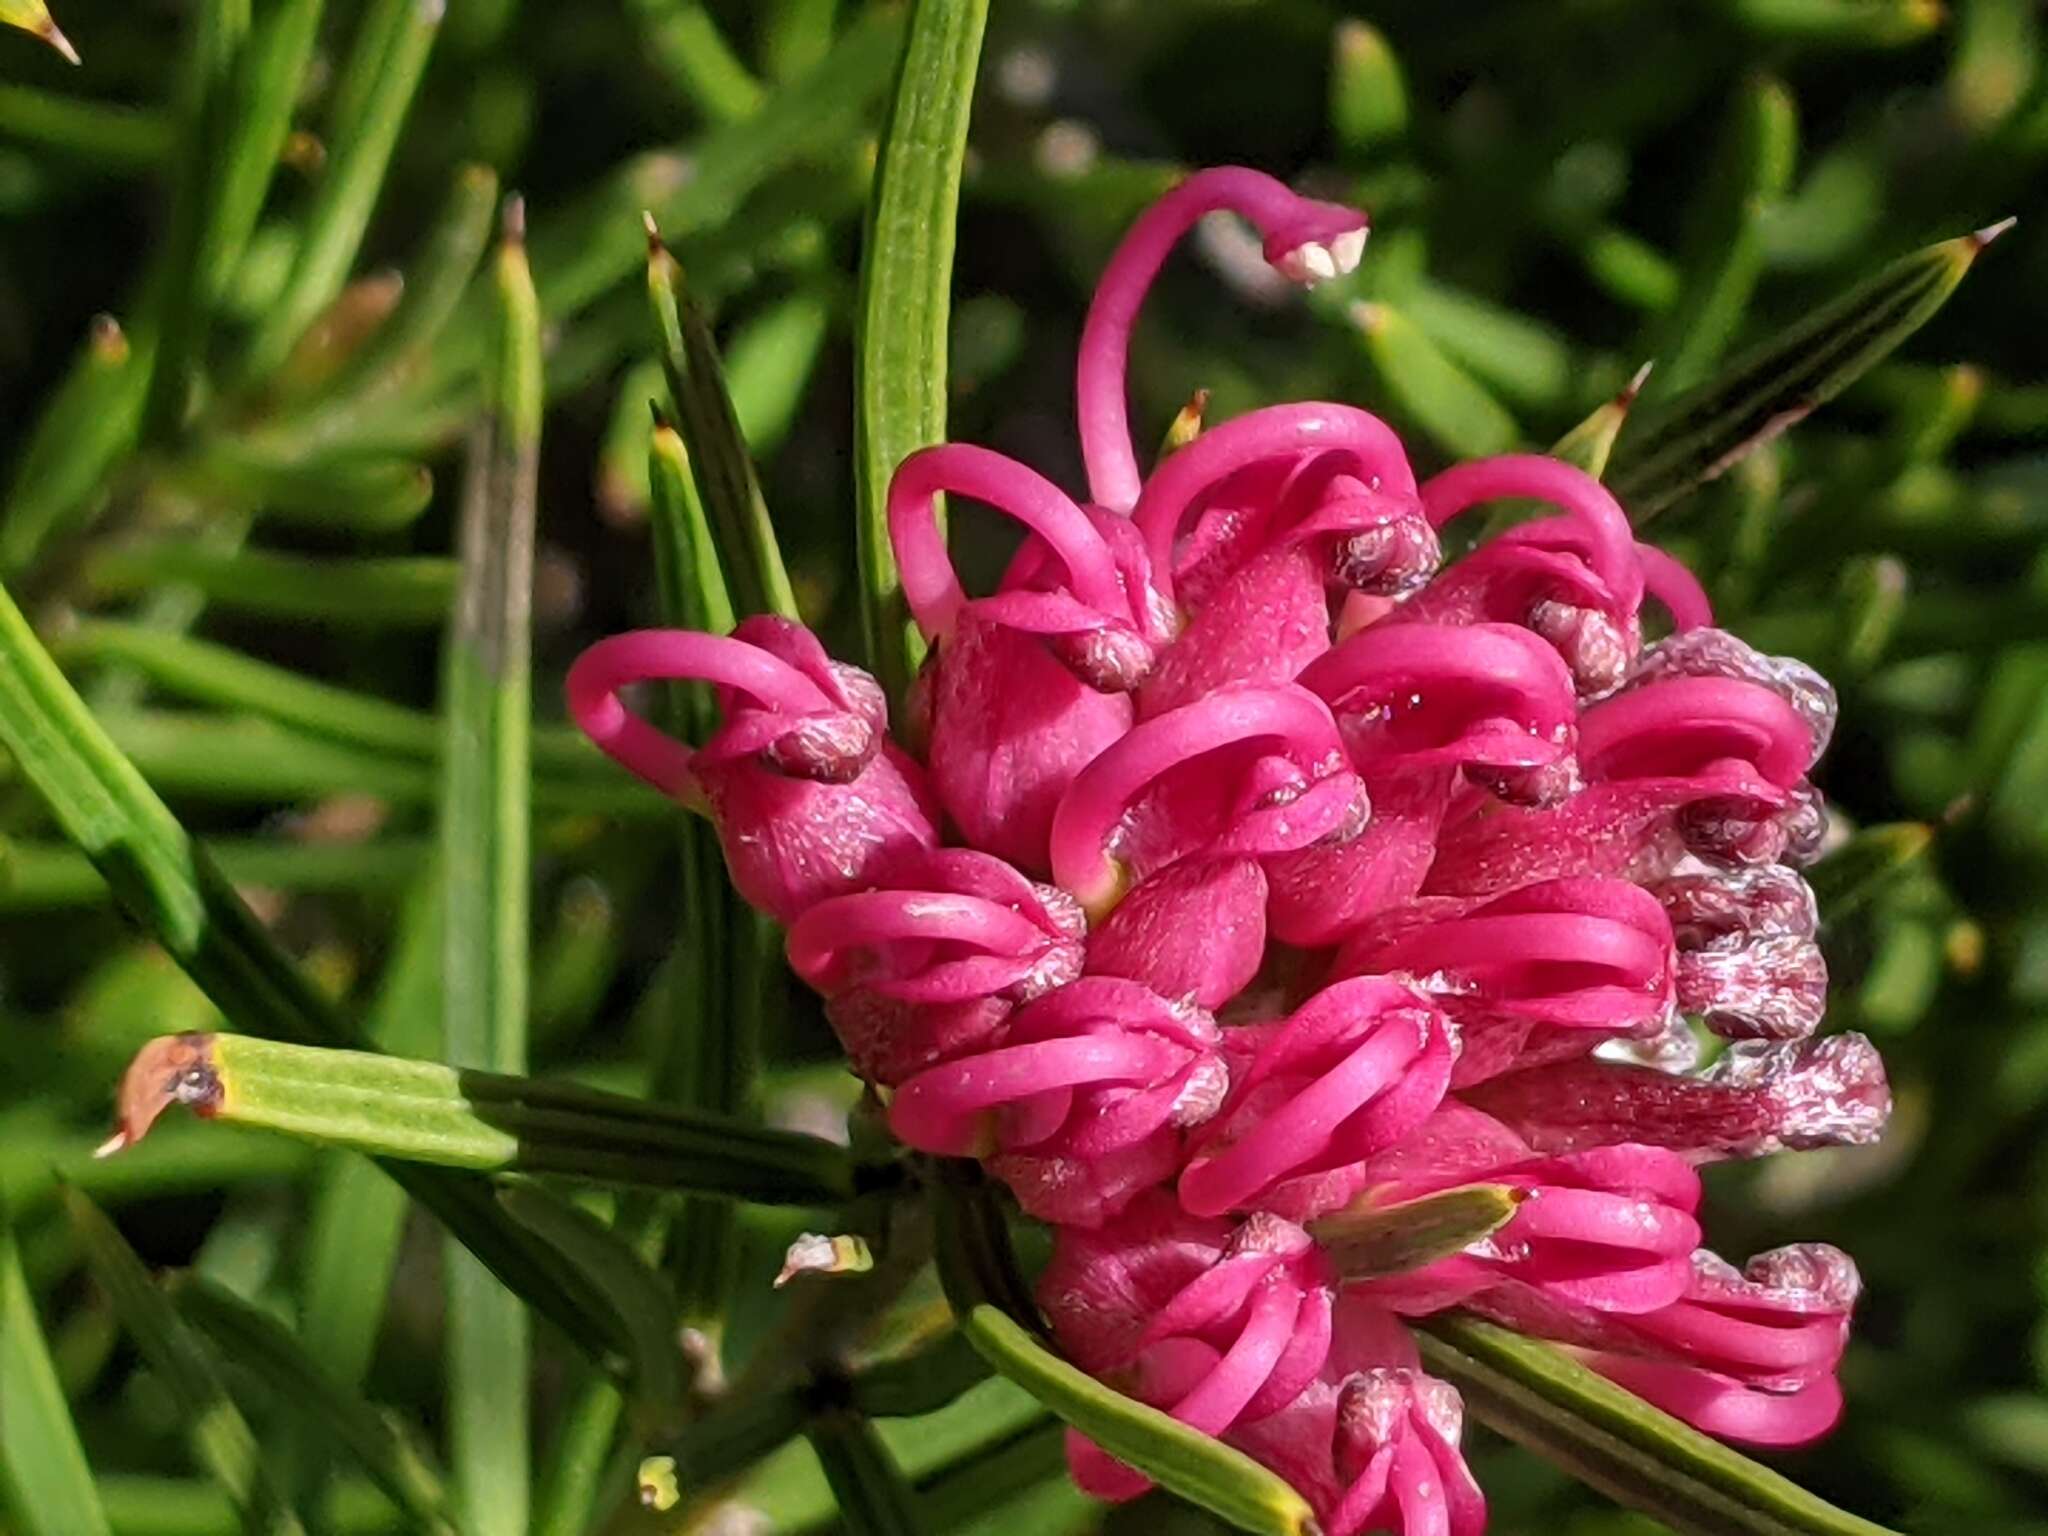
[568,167,1891,1534]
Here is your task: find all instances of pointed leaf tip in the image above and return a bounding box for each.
[41,17,78,62]
[1971,215,2017,249]
[1620,361,1655,406]
[501,192,527,246]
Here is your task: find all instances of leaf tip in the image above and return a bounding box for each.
[1619,360,1654,407]
[500,192,527,248]
[40,15,79,63]
[1970,215,2017,250]
[106,1033,224,1154]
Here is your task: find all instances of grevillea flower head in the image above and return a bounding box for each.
[1179,977,1454,1221]
[566,618,937,921]
[888,977,1226,1225]
[1038,1192,1335,1499]
[560,159,1890,1535]
[783,847,1085,1084]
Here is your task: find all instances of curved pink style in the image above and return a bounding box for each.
[784,848,1085,1085]
[565,619,936,921]
[1180,978,1453,1220]
[1635,542,1714,632]
[1047,683,1361,915]
[1327,1369,1487,1536]
[1078,168,1369,511]
[887,443,1132,642]
[1299,621,1578,783]
[1581,1355,1845,1447]
[1420,454,1642,615]
[889,978,1226,1225]
[1041,1196,1336,1499]
[1131,403,1418,607]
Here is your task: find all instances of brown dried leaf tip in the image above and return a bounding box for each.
[96,1032,223,1158]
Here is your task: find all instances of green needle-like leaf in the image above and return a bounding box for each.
[0,529,613,1359]
[0,85,165,167]
[0,1210,113,1536]
[853,0,988,694]
[1416,1313,1906,1536]
[933,1171,1316,1536]
[1725,0,1944,47]
[0,315,142,579]
[807,1411,930,1536]
[630,0,765,122]
[84,545,458,625]
[64,1188,308,1536]
[438,203,543,1536]
[240,0,441,383]
[1350,299,1521,458]
[174,1279,461,1536]
[647,231,798,621]
[0,836,425,911]
[1310,1185,1523,1279]
[104,1032,860,1202]
[1612,222,2010,522]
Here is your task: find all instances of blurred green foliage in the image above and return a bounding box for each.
[0,1,2045,1533]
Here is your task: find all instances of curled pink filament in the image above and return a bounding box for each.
[1420,454,1642,616]
[1579,1354,1844,1447]
[1048,683,1361,916]
[1180,977,1453,1220]
[1131,403,1418,608]
[1579,674,1816,793]
[1635,542,1714,633]
[1299,621,1578,780]
[1367,1144,1704,1317]
[784,848,1085,1085]
[1337,877,1676,1034]
[1044,1197,1336,1500]
[1327,1369,1486,1536]
[889,978,1225,1225]
[1078,167,1370,512]
[887,443,1135,644]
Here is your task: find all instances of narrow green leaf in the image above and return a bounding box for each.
[174,1280,460,1536]
[64,1189,308,1536]
[0,1211,113,1536]
[1806,821,1935,921]
[630,0,765,122]
[51,624,599,775]
[1951,0,2039,130]
[1309,1185,1523,1280]
[439,205,543,1536]
[807,1411,929,1536]
[0,85,165,168]
[1403,280,1574,412]
[916,1416,1078,1536]
[104,1033,860,1202]
[932,1172,1315,1536]
[0,0,78,60]
[0,562,617,1353]
[726,288,834,453]
[1416,1312,1905,1536]
[241,0,441,382]
[84,545,458,625]
[1611,222,2009,522]
[531,1367,626,1536]
[1328,19,1407,158]
[1726,0,1944,46]
[1580,225,1682,313]
[495,1185,687,1426]
[1837,553,1910,673]
[1552,364,1653,479]
[205,0,325,300]
[1643,75,1799,398]
[853,0,988,693]
[647,231,799,621]
[163,452,434,533]
[763,0,837,83]
[142,0,250,440]
[0,314,142,579]
[348,162,503,392]
[0,836,425,911]
[850,1330,993,1420]
[1351,299,1520,458]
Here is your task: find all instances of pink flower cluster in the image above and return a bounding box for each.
[568,168,1891,1534]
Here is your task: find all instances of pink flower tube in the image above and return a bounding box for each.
[1039,1195,1337,1499]
[1179,977,1454,1221]
[1076,167,1370,512]
[783,848,1085,1085]
[1333,878,1677,1085]
[565,618,936,922]
[1461,1033,1892,1160]
[1360,1142,1705,1316]
[888,978,1226,1225]
[1583,1352,1845,1446]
